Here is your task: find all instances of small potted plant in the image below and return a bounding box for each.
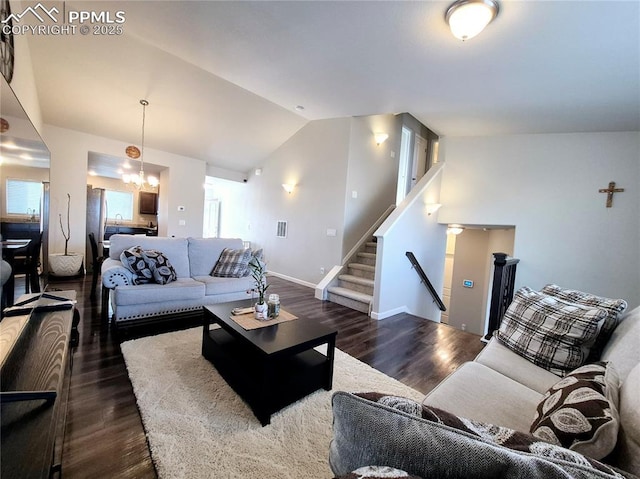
[49,193,84,276]
[248,256,269,320]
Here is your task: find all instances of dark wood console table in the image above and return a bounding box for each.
[1,290,77,478]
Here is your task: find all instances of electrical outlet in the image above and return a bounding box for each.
[461,323,467,331]
[320,267,325,275]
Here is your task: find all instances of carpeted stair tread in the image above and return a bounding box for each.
[348,263,375,272]
[338,274,374,287]
[356,252,376,259]
[327,286,372,303]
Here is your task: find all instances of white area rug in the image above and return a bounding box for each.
[121,327,423,479]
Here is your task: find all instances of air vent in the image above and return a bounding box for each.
[276,220,288,238]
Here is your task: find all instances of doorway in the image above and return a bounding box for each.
[395,114,440,205]
[443,226,515,335]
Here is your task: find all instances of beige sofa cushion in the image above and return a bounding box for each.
[475,338,560,394]
[423,361,542,432]
[601,305,640,381]
[613,362,640,476]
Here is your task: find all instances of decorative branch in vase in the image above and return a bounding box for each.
[248,256,269,320]
[59,193,71,255]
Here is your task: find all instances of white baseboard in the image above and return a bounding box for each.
[370,305,409,320]
[267,271,316,289]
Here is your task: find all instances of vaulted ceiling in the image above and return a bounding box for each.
[26,0,640,176]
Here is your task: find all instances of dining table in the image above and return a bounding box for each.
[2,239,32,308]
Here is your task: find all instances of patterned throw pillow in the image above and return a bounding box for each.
[120,246,153,284]
[242,249,264,277]
[541,285,627,361]
[141,249,177,285]
[530,361,620,460]
[334,466,423,479]
[211,248,252,278]
[351,392,624,478]
[495,287,608,375]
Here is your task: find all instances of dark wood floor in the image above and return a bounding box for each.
[35,274,484,478]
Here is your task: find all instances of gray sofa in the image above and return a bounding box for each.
[101,235,255,324]
[330,304,640,478]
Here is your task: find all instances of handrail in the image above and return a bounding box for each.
[405,252,446,312]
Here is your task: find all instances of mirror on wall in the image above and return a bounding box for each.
[0,74,51,274]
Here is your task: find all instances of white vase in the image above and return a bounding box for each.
[49,253,84,277]
[254,302,268,320]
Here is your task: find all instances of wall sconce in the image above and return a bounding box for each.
[445,0,499,41]
[374,132,389,145]
[282,183,295,194]
[446,224,465,235]
[425,203,442,215]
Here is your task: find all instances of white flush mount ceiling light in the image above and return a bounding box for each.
[445,0,499,41]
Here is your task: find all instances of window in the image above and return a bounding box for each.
[6,179,42,215]
[105,189,134,221]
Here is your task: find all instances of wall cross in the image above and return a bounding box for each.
[598,181,625,208]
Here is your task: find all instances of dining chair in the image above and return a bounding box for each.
[11,232,42,294]
[88,233,106,299]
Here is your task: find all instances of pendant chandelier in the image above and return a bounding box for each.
[123,99,158,189]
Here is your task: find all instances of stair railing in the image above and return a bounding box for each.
[484,252,520,341]
[405,252,446,312]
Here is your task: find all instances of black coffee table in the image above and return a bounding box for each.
[202,301,338,426]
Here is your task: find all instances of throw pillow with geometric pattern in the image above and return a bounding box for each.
[495,287,608,375]
[541,285,627,361]
[120,245,153,284]
[141,249,177,285]
[530,361,620,460]
[211,247,252,278]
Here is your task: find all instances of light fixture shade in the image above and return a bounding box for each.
[446,0,499,41]
[282,183,295,194]
[447,225,465,235]
[426,203,442,215]
[374,132,389,145]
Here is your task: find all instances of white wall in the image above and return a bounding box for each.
[343,114,398,254]
[44,125,206,256]
[374,163,447,320]
[439,132,640,309]
[246,118,351,286]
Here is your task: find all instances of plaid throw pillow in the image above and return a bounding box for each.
[496,287,607,376]
[530,361,620,460]
[541,285,627,361]
[211,247,251,278]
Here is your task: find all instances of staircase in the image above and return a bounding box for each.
[326,239,377,314]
